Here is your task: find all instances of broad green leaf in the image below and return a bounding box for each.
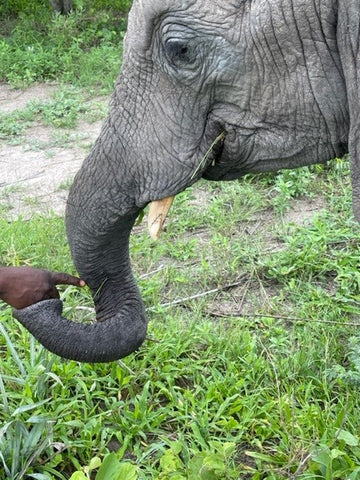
[69,472,87,480]
[159,448,183,473]
[96,453,120,480]
[337,429,359,447]
[330,448,346,459]
[115,463,138,480]
[88,456,102,471]
[188,454,206,480]
[222,442,236,457]
[170,441,183,455]
[312,450,331,468]
[202,454,226,473]
[95,454,138,480]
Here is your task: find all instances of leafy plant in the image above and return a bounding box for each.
[156,441,237,480]
[0,5,127,89]
[0,415,54,480]
[306,430,360,480]
[327,336,360,388]
[27,89,88,128]
[0,113,25,138]
[69,454,138,480]
[271,166,315,213]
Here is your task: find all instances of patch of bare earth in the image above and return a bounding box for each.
[0,83,106,218]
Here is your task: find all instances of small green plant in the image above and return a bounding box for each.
[156,441,237,480]
[271,166,314,213]
[0,415,54,480]
[1,186,23,198]
[0,113,26,138]
[27,89,88,128]
[327,336,360,388]
[69,454,138,480]
[57,177,74,191]
[306,431,360,480]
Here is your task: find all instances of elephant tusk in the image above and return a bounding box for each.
[148,196,174,240]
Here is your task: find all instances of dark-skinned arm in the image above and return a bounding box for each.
[0,266,86,309]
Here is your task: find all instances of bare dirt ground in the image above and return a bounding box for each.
[0,83,105,218]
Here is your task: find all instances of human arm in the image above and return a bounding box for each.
[0,266,86,309]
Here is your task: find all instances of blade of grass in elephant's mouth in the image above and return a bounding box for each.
[190,131,226,180]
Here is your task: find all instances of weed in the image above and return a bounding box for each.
[27,88,88,128]
[57,178,74,191]
[0,113,26,139]
[0,415,55,479]
[23,197,41,207]
[1,185,23,198]
[0,87,99,143]
[270,166,316,214]
[327,336,360,388]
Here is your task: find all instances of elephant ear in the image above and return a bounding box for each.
[338,0,360,220]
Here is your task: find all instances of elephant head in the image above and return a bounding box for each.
[13,0,360,362]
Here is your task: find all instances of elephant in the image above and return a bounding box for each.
[13,0,360,362]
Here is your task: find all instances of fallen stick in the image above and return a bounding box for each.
[208,311,360,327]
[154,278,246,309]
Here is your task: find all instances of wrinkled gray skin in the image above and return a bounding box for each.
[14,0,360,362]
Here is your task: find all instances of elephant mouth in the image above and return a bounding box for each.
[202,130,232,180]
[206,132,226,168]
[147,132,226,240]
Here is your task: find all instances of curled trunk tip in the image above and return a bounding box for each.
[13,298,147,363]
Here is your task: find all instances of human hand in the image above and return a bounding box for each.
[0,266,86,309]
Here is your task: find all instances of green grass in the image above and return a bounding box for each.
[0,2,130,90]
[0,86,108,143]
[1,161,360,479]
[1,4,360,479]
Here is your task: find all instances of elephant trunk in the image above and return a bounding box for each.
[13,126,148,363]
[13,211,147,363]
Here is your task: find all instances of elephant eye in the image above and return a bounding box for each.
[164,39,195,67]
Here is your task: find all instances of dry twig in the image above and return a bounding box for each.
[208,311,360,328]
[154,277,246,309]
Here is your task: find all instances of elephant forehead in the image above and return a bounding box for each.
[127,0,242,52]
[137,0,240,13]
[126,1,339,57]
